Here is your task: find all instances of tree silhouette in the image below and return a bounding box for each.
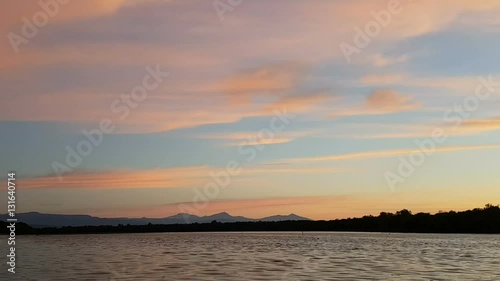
[3,204,499,235]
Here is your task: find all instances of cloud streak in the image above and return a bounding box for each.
[283,144,500,164]
[19,164,348,189]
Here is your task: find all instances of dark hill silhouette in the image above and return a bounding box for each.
[0,212,310,228]
[2,204,499,235]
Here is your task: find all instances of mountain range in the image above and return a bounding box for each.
[0,212,311,228]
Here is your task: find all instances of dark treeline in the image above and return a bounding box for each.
[3,204,500,235]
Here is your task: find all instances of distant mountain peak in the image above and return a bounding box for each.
[0,211,312,228]
[172,213,192,217]
[213,211,230,215]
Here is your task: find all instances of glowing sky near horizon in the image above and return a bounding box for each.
[1,0,500,219]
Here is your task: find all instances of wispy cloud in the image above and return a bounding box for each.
[19,163,348,189]
[216,62,307,105]
[20,166,212,189]
[329,90,421,119]
[282,144,500,164]
[365,90,419,111]
[261,91,334,115]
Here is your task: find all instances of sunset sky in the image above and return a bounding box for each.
[2,0,500,220]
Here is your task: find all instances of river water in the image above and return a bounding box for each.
[2,232,499,280]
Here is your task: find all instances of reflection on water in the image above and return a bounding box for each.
[2,232,500,280]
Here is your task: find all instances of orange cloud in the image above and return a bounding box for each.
[20,166,212,189]
[0,90,273,133]
[3,0,500,68]
[331,0,500,40]
[0,0,127,64]
[261,91,333,114]
[2,0,500,134]
[365,90,420,112]
[216,62,307,105]
[0,0,126,31]
[462,118,500,131]
[329,90,420,119]
[1,60,326,134]
[19,163,348,189]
